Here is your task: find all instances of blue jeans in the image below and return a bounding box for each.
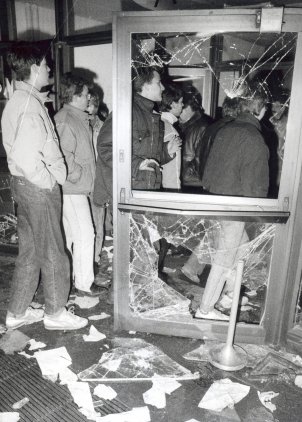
[9,176,70,315]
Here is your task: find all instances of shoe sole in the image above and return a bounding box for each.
[6,319,43,330]
[44,324,88,331]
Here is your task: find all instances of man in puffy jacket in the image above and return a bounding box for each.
[2,45,88,331]
[55,73,102,297]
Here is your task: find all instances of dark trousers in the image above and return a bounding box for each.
[9,176,70,315]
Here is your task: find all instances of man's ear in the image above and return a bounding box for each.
[31,63,39,76]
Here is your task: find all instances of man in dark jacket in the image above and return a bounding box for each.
[178,90,213,190]
[132,67,181,190]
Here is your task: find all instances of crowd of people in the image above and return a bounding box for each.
[1,43,288,330]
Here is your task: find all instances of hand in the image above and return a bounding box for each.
[168,136,182,156]
[139,158,161,172]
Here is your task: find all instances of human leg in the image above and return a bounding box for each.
[91,202,105,263]
[62,194,95,292]
[181,240,206,283]
[198,221,246,316]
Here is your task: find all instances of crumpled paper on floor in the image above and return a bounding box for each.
[34,346,72,382]
[0,413,20,422]
[94,384,117,400]
[0,330,29,354]
[257,391,279,412]
[72,296,100,309]
[12,397,29,410]
[88,313,111,321]
[198,378,250,412]
[143,376,181,409]
[83,325,106,342]
[67,381,100,421]
[295,374,302,388]
[28,339,46,351]
[96,406,150,421]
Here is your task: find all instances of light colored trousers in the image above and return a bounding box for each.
[63,194,95,292]
[183,221,247,313]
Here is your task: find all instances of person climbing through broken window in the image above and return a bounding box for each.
[191,82,269,320]
[132,66,181,190]
[181,96,241,285]
[1,44,88,330]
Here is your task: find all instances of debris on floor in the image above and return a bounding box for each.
[12,397,29,410]
[78,337,199,382]
[83,325,106,342]
[71,295,100,309]
[143,377,181,409]
[257,390,279,412]
[34,346,73,382]
[94,384,117,401]
[198,378,250,411]
[67,381,99,421]
[28,339,46,351]
[97,406,150,422]
[0,412,20,422]
[0,330,29,355]
[88,313,111,321]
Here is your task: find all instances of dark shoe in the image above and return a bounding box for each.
[94,261,100,276]
[76,282,104,297]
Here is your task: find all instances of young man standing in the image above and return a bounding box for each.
[1,44,88,330]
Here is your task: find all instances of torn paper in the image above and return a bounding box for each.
[28,339,46,351]
[143,376,181,409]
[257,391,279,412]
[0,413,20,422]
[59,367,78,385]
[96,406,150,422]
[198,378,250,412]
[12,398,29,410]
[73,296,99,309]
[34,347,72,382]
[68,381,99,421]
[88,313,111,321]
[93,384,117,400]
[295,375,302,388]
[83,325,106,342]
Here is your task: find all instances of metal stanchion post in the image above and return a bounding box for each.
[209,259,248,371]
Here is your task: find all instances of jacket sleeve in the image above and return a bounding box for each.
[11,112,66,185]
[131,107,144,179]
[97,114,112,163]
[55,119,83,183]
[241,134,269,198]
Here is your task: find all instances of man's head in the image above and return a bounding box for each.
[221,96,240,118]
[133,66,164,102]
[7,44,50,90]
[160,84,183,117]
[87,92,100,116]
[60,73,90,111]
[179,90,202,123]
[238,81,268,120]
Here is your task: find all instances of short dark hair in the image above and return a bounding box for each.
[89,92,100,107]
[182,89,203,112]
[160,84,183,112]
[60,72,88,104]
[7,43,45,81]
[132,66,161,93]
[222,96,240,118]
[238,80,268,116]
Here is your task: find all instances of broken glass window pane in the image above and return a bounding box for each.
[129,211,275,324]
[131,31,296,198]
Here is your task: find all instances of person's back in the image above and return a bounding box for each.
[202,112,269,197]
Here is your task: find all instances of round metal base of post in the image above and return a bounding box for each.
[209,344,247,371]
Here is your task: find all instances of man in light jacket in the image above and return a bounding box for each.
[1,44,88,331]
[55,73,102,297]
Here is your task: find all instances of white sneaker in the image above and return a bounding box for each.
[218,294,249,310]
[44,308,88,331]
[6,307,44,330]
[194,308,229,321]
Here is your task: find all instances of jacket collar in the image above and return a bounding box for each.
[63,103,89,122]
[161,111,178,125]
[235,112,261,130]
[180,109,202,130]
[15,80,49,103]
[134,93,155,112]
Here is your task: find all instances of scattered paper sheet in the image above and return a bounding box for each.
[96,406,150,422]
[59,367,78,385]
[0,330,30,355]
[0,413,20,422]
[295,375,302,388]
[73,296,100,309]
[198,378,250,412]
[83,326,106,342]
[68,381,99,421]
[34,347,72,382]
[257,391,279,412]
[12,397,29,410]
[18,351,33,359]
[93,384,117,400]
[143,376,181,409]
[28,339,46,351]
[88,313,111,321]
